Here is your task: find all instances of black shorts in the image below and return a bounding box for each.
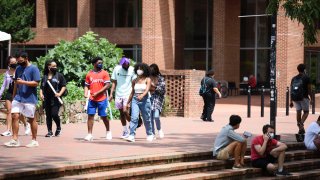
[252,154,277,170]
[4,93,13,101]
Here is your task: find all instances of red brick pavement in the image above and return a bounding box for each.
[0,95,319,174]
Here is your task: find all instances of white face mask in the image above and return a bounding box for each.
[269,133,274,139]
[137,69,144,76]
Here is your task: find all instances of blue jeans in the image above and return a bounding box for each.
[151,109,161,134]
[129,96,153,136]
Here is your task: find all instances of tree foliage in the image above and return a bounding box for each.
[0,0,35,42]
[36,31,123,86]
[267,0,320,45]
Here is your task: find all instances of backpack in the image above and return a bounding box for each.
[199,77,209,96]
[290,76,304,101]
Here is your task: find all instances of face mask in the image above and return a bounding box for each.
[50,68,57,73]
[9,64,17,69]
[18,61,27,67]
[96,64,103,70]
[269,133,274,139]
[137,70,144,76]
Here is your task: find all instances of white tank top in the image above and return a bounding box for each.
[134,79,147,94]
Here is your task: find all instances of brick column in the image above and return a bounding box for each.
[142,0,175,69]
[276,8,304,107]
[77,0,91,37]
[36,0,47,28]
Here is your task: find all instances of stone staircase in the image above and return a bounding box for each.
[1,142,319,180]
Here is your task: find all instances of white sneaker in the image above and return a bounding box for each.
[25,140,39,148]
[25,123,31,135]
[158,130,164,139]
[84,134,93,141]
[125,135,135,142]
[1,130,12,136]
[106,131,112,140]
[121,130,129,139]
[4,139,20,147]
[146,135,155,142]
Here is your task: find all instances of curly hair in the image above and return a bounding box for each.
[91,57,103,65]
[134,63,150,77]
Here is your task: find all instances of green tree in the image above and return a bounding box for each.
[268,0,320,45]
[0,0,35,42]
[36,31,123,86]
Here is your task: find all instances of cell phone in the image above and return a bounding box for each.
[243,131,252,138]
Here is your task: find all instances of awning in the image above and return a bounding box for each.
[0,31,12,55]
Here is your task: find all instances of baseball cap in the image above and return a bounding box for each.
[120,57,130,65]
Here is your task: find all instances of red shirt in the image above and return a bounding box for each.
[85,70,110,101]
[250,135,278,160]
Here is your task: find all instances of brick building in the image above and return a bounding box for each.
[0,0,320,117]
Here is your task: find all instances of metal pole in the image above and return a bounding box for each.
[247,86,251,118]
[269,14,277,135]
[261,86,264,117]
[286,87,289,116]
[312,89,315,114]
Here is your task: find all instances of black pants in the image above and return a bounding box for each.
[44,101,61,132]
[201,93,216,121]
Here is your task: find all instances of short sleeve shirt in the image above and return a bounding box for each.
[250,135,278,160]
[201,77,217,95]
[14,64,41,104]
[304,122,320,149]
[85,70,110,102]
[41,72,67,100]
[111,65,136,98]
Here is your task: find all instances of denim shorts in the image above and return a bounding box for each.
[293,98,310,111]
[87,99,108,117]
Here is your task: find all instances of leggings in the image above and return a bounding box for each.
[44,102,61,132]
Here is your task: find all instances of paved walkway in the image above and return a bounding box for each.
[0,95,319,174]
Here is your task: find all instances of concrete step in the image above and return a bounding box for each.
[251,168,320,180]
[155,158,320,180]
[57,151,320,180]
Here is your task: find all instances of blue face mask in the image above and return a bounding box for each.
[97,64,103,70]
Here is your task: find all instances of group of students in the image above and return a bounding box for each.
[213,114,320,177]
[0,52,166,147]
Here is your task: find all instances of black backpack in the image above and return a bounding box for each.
[290,76,304,101]
[199,77,209,96]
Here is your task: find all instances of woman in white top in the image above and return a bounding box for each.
[304,116,320,150]
[126,63,154,142]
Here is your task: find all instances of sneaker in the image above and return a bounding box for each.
[1,130,12,136]
[275,170,292,176]
[84,134,93,141]
[125,135,135,142]
[26,140,39,148]
[298,128,305,134]
[121,130,129,139]
[106,131,112,140]
[146,135,155,142]
[45,131,54,137]
[158,130,164,139]
[25,123,31,135]
[55,129,61,137]
[232,164,244,170]
[4,139,20,147]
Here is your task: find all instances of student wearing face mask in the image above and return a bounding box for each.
[4,51,41,148]
[109,57,136,139]
[83,57,112,141]
[251,124,291,176]
[125,63,154,142]
[40,60,67,137]
[0,56,30,136]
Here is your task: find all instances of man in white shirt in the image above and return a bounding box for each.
[109,57,136,138]
[304,116,320,150]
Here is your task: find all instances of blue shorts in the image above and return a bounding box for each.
[87,99,108,117]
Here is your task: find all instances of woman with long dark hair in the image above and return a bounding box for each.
[40,60,66,137]
[125,63,154,142]
[0,56,30,136]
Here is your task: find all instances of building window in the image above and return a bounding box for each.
[11,45,54,63]
[240,0,271,87]
[47,0,77,27]
[117,45,142,62]
[94,0,141,27]
[305,49,320,92]
[25,0,36,27]
[183,0,213,70]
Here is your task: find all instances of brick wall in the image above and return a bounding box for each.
[162,70,205,118]
[142,0,175,70]
[276,8,304,107]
